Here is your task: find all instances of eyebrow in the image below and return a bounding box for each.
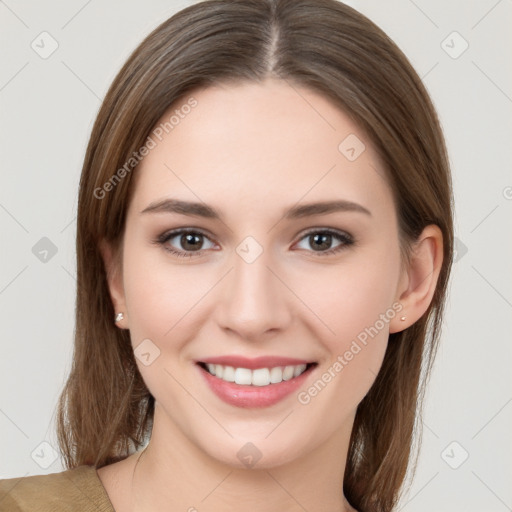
[140,198,372,219]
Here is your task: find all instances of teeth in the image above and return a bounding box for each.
[293,365,305,377]
[204,363,308,386]
[234,368,252,385]
[269,366,283,384]
[222,366,235,382]
[282,365,295,381]
[252,368,270,386]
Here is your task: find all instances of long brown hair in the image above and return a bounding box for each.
[55,1,454,510]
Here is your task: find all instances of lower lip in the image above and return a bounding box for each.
[197,364,315,408]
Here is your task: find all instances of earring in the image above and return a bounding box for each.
[400,316,406,321]
[115,312,124,322]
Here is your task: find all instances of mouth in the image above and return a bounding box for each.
[197,361,317,386]
[195,357,318,408]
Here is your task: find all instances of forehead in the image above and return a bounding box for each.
[130,79,394,222]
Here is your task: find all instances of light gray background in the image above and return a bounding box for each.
[1,1,511,510]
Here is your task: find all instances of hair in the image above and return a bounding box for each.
[55,1,454,510]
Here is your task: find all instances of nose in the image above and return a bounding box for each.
[214,245,292,342]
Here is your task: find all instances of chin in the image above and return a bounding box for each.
[197,432,307,470]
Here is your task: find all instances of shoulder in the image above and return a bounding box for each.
[0,465,114,512]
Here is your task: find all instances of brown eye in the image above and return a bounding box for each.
[178,232,204,251]
[157,229,216,258]
[295,229,354,256]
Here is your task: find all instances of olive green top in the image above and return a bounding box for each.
[0,465,115,512]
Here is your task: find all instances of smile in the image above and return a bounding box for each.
[199,362,312,386]
[195,356,318,408]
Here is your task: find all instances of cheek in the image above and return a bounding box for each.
[291,244,400,402]
[122,242,206,339]
[294,269,395,426]
[295,246,401,345]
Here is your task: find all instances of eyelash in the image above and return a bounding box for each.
[154,227,355,259]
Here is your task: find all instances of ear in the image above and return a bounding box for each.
[389,224,444,333]
[99,238,128,329]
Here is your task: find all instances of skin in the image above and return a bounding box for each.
[97,78,443,512]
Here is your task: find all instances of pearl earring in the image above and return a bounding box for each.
[400,316,406,321]
[115,312,124,322]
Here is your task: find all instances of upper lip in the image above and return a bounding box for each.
[197,355,315,370]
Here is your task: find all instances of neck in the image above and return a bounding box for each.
[128,404,356,512]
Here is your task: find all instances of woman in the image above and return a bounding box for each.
[0,0,453,511]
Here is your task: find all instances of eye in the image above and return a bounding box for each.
[294,228,354,256]
[156,229,216,258]
[155,227,354,259]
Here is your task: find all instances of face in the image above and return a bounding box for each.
[108,78,408,469]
